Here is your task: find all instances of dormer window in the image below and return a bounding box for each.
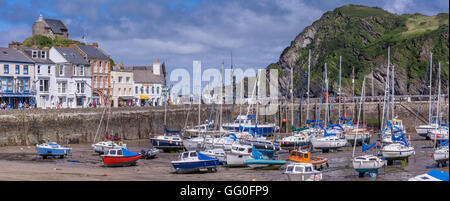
[32,50,38,58]
[40,51,46,59]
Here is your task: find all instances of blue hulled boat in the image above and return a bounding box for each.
[171,151,219,173]
[36,142,71,159]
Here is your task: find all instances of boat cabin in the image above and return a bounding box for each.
[178,151,200,161]
[104,148,124,157]
[289,150,312,162]
[230,144,252,155]
[285,163,317,174]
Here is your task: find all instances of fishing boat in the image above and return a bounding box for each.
[280,133,311,150]
[102,147,141,167]
[200,149,227,165]
[408,169,449,181]
[226,144,253,167]
[311,135,347,152]
[171,151,219,173]
[284,163,323,181]
[244,147,285,169]
[36,142,71,159]
[287,149,328,170]
[91,141,126,154]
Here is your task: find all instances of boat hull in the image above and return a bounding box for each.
[36,147,71,157]
[433,149,449,163]
[244,159,285,169]
[381,150,415,160]
[226,154,252,167]
[150,139,184,151]
[285,173,323,181]
[102,154,141,167]
[172,159,219,173]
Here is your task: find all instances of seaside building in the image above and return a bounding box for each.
[110,66,134,107]
[20,47,57,109]
[32,14,69,39]
[74,43,111,106]
[0,47,35,109]
[49,47,92,108]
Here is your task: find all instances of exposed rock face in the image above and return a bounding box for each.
[269,5,449,98]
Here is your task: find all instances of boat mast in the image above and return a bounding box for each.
[352,77,366,158]
[429,52,433,125]
[391,64,395,120]
[325,63,329,127]
[380,46,391,132]
[338,56,342,124]
[220,61,224,129]
[434,62,441,149]
[306,49,311,124]
[291,64,294,133]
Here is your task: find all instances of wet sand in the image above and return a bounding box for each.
[0,136,448,181]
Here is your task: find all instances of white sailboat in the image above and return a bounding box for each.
[351,77,385,177]
[428,62,449,142]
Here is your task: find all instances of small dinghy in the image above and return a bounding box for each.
[141,148,161,159]
[171,151,219,174]
[284,163,323,181]
[36,142,71,159]
[408,169,449,181]
[102,147,141,167]
[244,146,285,169]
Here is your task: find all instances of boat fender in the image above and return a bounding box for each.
[118,141,123,146]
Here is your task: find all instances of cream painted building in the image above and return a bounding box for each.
[110,67,134,107]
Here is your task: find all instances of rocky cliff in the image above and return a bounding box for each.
[268,5,449,98]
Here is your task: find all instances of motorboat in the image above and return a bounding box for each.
[150,135,184,152]
[244,147,285,169]
[408,169,449,181]
[311,136,347,152]
[36,142,71,159]
[240,137,280,159]
[287,149,328,170]
[284,163,323,181]
[183,135,214,151]
[200,149,227,165]
[221,115,276,137]
[171,151,219,173]
[91,141,126,154]
[226,144,253,167]
[102,147,141,167]
[280,134,311,150]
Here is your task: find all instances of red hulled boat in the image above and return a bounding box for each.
[102,147,141,167]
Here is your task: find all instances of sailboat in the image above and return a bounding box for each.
[150,85,184,152]
[351,78,385,177]
[432,140,449,167]
[428,62,449,142]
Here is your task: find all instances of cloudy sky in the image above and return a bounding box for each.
[0,0,448,90]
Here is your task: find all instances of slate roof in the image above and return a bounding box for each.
[76,45,110,60]
[0,47,34,63]
[133,69,164,84]
[21,47,55,64]
[53,47,90,65]
[44,19,68,34]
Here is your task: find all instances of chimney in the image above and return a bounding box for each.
[153,59,160,75]
[92,42,98,47]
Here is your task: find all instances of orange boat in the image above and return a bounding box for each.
[288,150,329,170]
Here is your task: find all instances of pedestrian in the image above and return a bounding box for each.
[93,101,96,108]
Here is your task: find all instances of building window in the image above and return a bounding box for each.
[15,65,20,74]
[79,66,84,76]
[152,86,154,94]
[93,76,97,86]
[76,97,83,106]
[118,76,122,83]
[58,82,66,93]
[37,65,41,74]
[39,80,49,92]
[140,86,143,94]
[118,88,121,95]
[59,65,64,76]
[157,87,160,94]
[73,65,77,75]
[4,64,9,74]
[135,86,138,94]
[48,66,51,74]
[32,51,37,59]
[77,82,85,93]
[126,77,130,83]
[146,86,149,94]
[24,65,29,75]
[41,51,46,59]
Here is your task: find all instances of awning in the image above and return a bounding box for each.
[140,94,149,100]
